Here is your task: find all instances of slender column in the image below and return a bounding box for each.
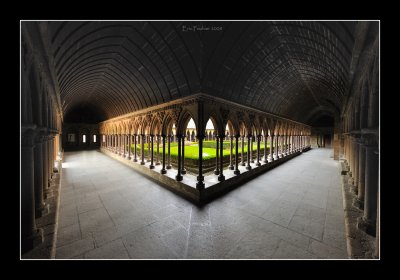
[117,134,120,155]
[49,137,54,179]
[246,135,252,170]
[42,135,49,193]
[228,136,234,170]
[147,135,151,162]
[149,135,155,169]
[353,138,360,189]
[181,136,186,174]
[156,135,161,165]
[218,135,225,181]
[234,135,240,175]
[357,143,379,236]
[140,134,145,165]
[196,134,205,189]
[34,134,47,217]
[127,134,131,159]
[133,135,138,162]
[354,141,366,209]
[214,136,220,175]
[176,135,183,181]
[250,136,254,163]
[21,128,43,253]
[284,134,288,155]
[263,134,268,163]
[275,135,279,159]
[167,135,172,169]
[240,135,245,166]
[123,135,126,157]
[256,135,261,166]
[270,135,274,161]
[161,135,167,174]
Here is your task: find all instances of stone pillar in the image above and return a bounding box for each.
[127,134,131,160]
[176,135,183,181]
[263,134,268,163]
[250,136,254,163]
[156,135,161,165]
[284,134,288,155]
[275,135,279,159]
[234,135,240,175]
[42,135,49,194]
[21,127,43,253]
[256,135,261,166]
[246,135,252,170]
[270,135,274,161]
[354,141,366,210]
[218,135,225,181]
[161,135,167,174]
[240,135,245,166]
[140,134,145,165]
[133,135,138,162]
[357,142,378,236]
[34,134,48,217]
[196,134,205,190]
[123,134,126,157]
[167,135,172,169]
[214,136,219,175]
[228,136,234,170]
[147,135,151,162]
[149,135,155,169]
[181,136,186,175]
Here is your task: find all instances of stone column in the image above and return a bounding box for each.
[357,142,378,236]
[133,135,138,162]
[147,135,151,162]
[354,141,366,209]
[161,135,167,174]
[127,134,131,160]
[123,134,126,157]
[21,127,43,253]
[250,136,254,163]
[176,135,183,181]
[181,136,186,175]
[228,136,234,170]
[275,135,279,159]
[246,135,252,170]
[218,135,225,181]
[214,136,219,175]
[149,135,155,169]
[263,134,268,163]
[284,134,288,155]
[167,135,172,169]
[42,134,49,195]
[234,135,240,175]
[140,134,145,165]
[270,134,274,161]
[156,135,161,165]
[34,134,48,218]
[240,135,245,166]
[196,134,205,190]
[256,135,261,166]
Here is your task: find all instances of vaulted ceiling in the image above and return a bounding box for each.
[45,21,357,124]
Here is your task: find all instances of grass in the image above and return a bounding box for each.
[130,140,276,160]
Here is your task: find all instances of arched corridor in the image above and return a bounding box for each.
[55,148,346,259]
[20,20,379,259]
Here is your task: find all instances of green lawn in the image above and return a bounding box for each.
[130,140,275,160]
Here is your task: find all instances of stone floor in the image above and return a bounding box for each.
[55,148,348,259]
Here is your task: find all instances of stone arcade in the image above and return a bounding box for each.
[20,21,379,259]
